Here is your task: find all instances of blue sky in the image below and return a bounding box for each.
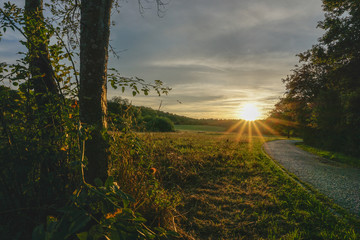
[0,0,325,119]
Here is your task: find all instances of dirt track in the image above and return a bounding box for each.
[264,140,360,216]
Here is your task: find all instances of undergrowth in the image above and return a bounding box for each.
[0,85,180,239]
[0,3,177,239]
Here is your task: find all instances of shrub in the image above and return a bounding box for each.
[145,117,175,132]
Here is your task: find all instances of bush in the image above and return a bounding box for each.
[145,117,175,132]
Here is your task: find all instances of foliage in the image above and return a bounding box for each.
[145,116,175,132]
[108,97,176,132]
[108,97,142,131]
[108,96,198,131]
[0,3,81,237]
[270,1,360,157]
[0,2,177,239]
[109,131,181,230]
[108,68,171,97]
[266,98,301,138]
[138,106,198,126]
[32,177,178,240]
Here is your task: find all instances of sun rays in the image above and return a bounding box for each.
[222,116,296,147]
[220,102,298,146]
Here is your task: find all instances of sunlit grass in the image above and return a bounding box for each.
[296,143,360,168]
[223,118,283,145]
[175,116,295,144]
[143,132,359,239]
[174,124,226,132]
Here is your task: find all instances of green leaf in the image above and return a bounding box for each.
[76,232,88,240]
[133,216,147,223]
[111,185,135,202]
[105,176,114,188]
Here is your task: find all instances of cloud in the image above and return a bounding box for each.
[106,0,324,119]
[0,0,324,119]
[0,38,27,64]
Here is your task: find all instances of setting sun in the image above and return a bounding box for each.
[239,103,261,121]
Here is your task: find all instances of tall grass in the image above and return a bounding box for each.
[128,132,359,239]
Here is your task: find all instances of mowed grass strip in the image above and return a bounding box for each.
[296,142,360,169]
[145,132,359,239]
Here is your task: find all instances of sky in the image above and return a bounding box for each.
[0,0,325,119]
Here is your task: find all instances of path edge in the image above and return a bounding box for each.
[261,140,360,224]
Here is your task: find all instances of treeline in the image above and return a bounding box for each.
[108,100,284,136]
[108,98,236,132]
[108,100,251,132]
[269,1,360,156]
[108,97,196,132]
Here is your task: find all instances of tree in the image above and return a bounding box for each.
[2,0,170,186]
[268,98,300,138]
[79,0,169,184]
[24,0,58,101]
[0,1,173,238]
[23,0,66,208]
[275,1,360,155]
[79,0,113,184]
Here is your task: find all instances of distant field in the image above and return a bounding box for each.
[175,124,226,132]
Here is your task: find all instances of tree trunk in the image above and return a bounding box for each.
[24,0,61,207]
[80,0,113,184]
[24,0,58,99]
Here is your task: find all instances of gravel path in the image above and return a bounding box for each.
[264,140,360,216]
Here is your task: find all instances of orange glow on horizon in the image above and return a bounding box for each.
[267,117,298,127]
[235,120,248,142]
[221,116,293,147]
[256,120,281,136]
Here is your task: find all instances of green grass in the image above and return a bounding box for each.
[174,124,226,132]
[296,143,360,168]
[140,132,359,239]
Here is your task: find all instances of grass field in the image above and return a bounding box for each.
[296,143,360,169]
[140,132,359,239]
[174,124,226,132]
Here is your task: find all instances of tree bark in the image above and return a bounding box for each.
[24,0,58,99]
[24,0,61,207]
[80,0,113,184]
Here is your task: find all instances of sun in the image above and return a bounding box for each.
[239,103,261,121]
